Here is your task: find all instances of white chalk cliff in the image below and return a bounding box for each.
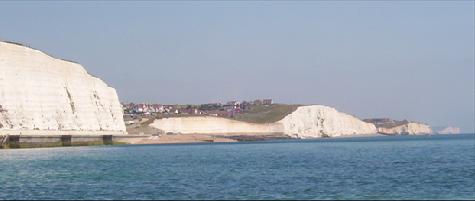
[278,105,377,138]
[377,122,432,135]
[151,105,377,138]
[0,41,126,134]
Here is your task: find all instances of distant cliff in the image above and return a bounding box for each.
[436,126,461,134]
[0,41,126,133]
[278,105,377,138]
[364,118,432,135]
[151,105,377,138]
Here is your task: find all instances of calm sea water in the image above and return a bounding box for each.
[0,134,474,200]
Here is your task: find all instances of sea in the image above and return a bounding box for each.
[0,134,474,200]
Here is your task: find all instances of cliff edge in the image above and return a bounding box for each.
[0,41,126,134]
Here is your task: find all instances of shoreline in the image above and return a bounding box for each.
[130,133,292,145]
[0,131,295,148]
[1,132,468,149]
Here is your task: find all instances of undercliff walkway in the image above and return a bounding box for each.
[0,135,8,148]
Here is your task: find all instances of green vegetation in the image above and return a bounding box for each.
[140,117,156,125]
[3,141,63,149]
[363,118,410,128]
[231,104,301,124]
[126,104,302,132]
[154,113,206,119]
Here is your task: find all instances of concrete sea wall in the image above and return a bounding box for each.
[0,134,148,149]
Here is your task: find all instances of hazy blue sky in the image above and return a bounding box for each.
[0,1,474,132]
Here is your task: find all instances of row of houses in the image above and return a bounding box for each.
[122,99,273,117]
[122,103,181,114]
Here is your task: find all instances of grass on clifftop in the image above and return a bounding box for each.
[230,104,301,124]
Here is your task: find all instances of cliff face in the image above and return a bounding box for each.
[377,122,432,135]
[278,105,377,138]
[150,105,377,138]
[150,116,282,134]
[363,118,432,135]
[0,41,126,133]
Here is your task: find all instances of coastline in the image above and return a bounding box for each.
[1,132,469,149]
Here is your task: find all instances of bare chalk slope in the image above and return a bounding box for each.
[150,116,282,134]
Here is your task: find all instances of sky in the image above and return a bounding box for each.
[0,1,474,132]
